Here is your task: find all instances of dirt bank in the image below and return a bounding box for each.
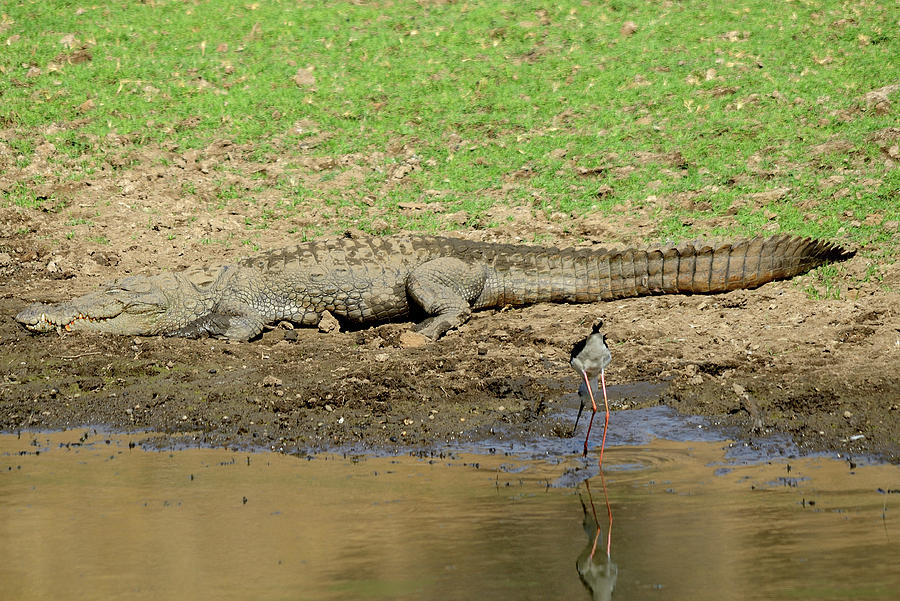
[2,212,898,462]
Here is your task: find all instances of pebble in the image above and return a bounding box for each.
[399,331,428,348]
[317,311,340,333]
[261,375,282,387]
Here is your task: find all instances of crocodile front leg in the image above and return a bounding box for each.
[406,257,487,339]
[171,301,266,340]
[175,266,268,341]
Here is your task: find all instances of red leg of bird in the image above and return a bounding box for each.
[585,479,602,560]
[585,473,614,561]
[581,369,598,457]
[600,469,613,558]
[598,368,610,468]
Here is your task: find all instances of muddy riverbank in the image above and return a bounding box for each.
[2,234,898,461]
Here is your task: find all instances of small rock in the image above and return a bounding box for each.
[0,253,12,266]
[843,410,853,419]
[620,21,638,36]
[261,375,283,387]
[317,310,340,334]
[399,331,428,348]
[374,353,390,363]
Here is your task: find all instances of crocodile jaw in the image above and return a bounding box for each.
[16,275,179,336]
[16,295,164,335]
[16,305,121,333]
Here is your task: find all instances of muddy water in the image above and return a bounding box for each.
[1,429,898,601]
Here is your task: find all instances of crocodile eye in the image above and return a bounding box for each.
[106,281,139,294]
[123,301,155,313]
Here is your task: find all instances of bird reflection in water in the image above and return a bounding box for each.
[577,473,617,601]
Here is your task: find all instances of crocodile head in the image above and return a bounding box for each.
[16,273,209,336]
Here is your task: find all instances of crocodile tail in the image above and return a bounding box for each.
[485,235,853,306]
[638,234,853,296]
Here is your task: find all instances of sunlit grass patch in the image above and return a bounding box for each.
[0,0,896,254]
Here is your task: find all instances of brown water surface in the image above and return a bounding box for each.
[1,431,897,600]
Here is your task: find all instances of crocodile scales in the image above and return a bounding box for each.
[16,234,852,341]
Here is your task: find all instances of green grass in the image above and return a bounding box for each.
[0,0,897,249]
[805,263,844,300]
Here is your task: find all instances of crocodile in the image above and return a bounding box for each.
[16,234,851,341]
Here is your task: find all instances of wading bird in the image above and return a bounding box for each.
[570,321,612,464]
